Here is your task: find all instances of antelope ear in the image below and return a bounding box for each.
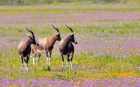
[57,33,60,35]
[71,33,74,35]
[27,34,30,36]
[27,34,33,40]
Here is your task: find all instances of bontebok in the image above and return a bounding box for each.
[18,27,39,71]
[31,25,61,71]
[59,25,78,70]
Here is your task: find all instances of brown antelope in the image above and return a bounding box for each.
[59,25,78,70]
[18,27,39,71]
[31,25,61,71]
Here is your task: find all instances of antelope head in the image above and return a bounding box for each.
[26,27,39,46]
[52,25,61,41]
[65,24,78,44]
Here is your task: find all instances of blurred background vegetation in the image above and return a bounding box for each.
[0,0,139,5]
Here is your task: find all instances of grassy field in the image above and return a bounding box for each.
[0,4,140,86]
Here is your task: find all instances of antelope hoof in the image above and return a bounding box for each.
[47,67,51,71]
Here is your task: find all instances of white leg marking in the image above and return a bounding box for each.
[46,57,50,67]
[48,58,50,67]
[19,55,21,59]
[26,64,28,72]
[24,62,27,70]
[70,61,73,69]
[46,57,48,64]
[37,58,41,66]
[62,62,64,68]
[66,62,70,67]
[24,62,28,72]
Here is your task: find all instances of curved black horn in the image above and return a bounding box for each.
[26,27,35,39]
[65,24,73,33]
[52,25,59,33]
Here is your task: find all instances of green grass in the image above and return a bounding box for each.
[1,8,139,14]
[0,49,140,81]
[1,21,140,38]
[0,4,140,14]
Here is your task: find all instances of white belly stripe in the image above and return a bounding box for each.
[37,50,46,53]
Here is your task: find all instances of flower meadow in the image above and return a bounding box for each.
[0,4,140,87]
[1,77,140,87]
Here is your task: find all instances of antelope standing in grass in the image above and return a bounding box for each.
[59,25,78,70]
[18,27,39,71]
[31,25,61,71]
